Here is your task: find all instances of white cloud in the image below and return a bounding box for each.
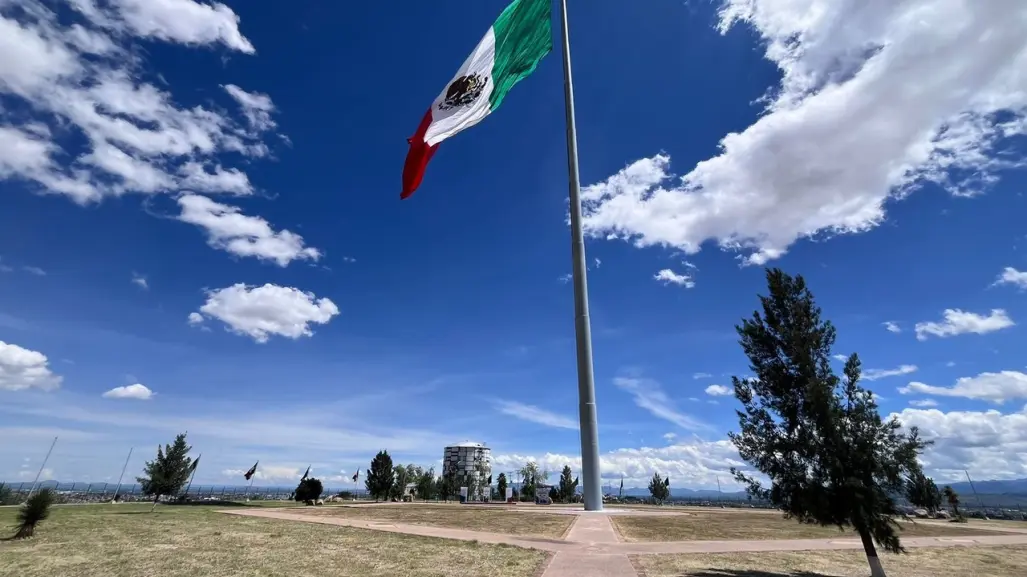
[883,321,902,334]
[19,468,54,480]
[177,194,322,266]
[131,272,148,289]
[223,84,276,131]
[613,377,708,431]
[0,1,273,204]
[692,372,712,380]
[909,399,938,408]
[995,267,1027,290]
[0,341,62,391]
[580,0,1027,265]
[102,383,154,400]
[653,268,695,288]
[557,273,572,284]
[494,400,578,430]
[893,406,1027,482]
[190,283,340,343]
[915,309,1015,341]
[662,432,677,442]
[832,354,848,362]
[22,266,46,276]
[704,384,732,396]
[899,371,1027,404]
[863,364,917,381]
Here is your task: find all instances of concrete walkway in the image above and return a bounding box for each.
[220,507,1027,577]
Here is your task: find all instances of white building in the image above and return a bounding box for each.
[442,441,492,500]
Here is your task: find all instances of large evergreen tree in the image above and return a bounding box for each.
[365,450,394,502]
[558,466,579,502]
[648,472,670,504]
[137,433,194,512]
[729,269,930,577]
[905,470,942,514]
[496,473,508,501]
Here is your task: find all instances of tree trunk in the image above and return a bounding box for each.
[857,527,887,577]
[13,522,35,539]
[150,495,160,512]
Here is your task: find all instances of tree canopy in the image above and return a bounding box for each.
[496,473,508,501]
[557,466,579,503]
[648,472,670,504]
[365,450,395,502]
[905,470,942,513]
[728,269,930,577]
[416,467,436,501]
[294,477,324,502]
[136,433,194,511]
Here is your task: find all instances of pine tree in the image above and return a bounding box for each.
[648,472,670,504]
[136,433,194,512]
[364,450,394,502]
[729,269,930,577]
[905,470,942,514]
[558,465,579,502]
[944,486,962,519]
[496,473,508,501]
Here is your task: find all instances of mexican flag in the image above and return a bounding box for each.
[401,0,553,199]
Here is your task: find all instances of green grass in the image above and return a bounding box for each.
[0,503,547,577]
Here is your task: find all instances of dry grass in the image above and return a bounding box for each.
[0,503,547,577]
[631,546,1027,576]
[611,511,1021,542]
[298,504,574,539]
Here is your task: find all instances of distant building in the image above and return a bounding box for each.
[442,441,492,500]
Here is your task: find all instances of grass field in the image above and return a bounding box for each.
[610,511,1021,542]
[298,504,575,539]
[0,503,547,577]
[632,546,1027,576]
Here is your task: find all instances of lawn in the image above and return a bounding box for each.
[610,511,1021,542]
[0,503,548,577]
[297,503,575,539]
[631,546,1027,576]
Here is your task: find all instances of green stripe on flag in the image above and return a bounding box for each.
[488,0,553,110]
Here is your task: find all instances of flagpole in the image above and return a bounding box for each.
[28,436,58,499]
[112,447,133,502]
[558,0,602,512]
[184,453,200,498]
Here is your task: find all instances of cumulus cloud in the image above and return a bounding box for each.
[102,383,154,400]
[883,321,901,334]
[0,341,62,391]
[177,194,322,266]
[613,377,708,431]
[909,399,938,408]
[653,269,695,288]
[580,0,1027,265]
[863,364,917,381]
[899,371,1027,404]
[493,400,578,430]
[189,283,340,343]
[995,267,1027,290]
[692,372,712,380]
[704,384,732,396]
[0,0,277,204]
[914,309,1015,341]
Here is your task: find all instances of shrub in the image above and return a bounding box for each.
[14,489,54,539]
[294,478,324,503]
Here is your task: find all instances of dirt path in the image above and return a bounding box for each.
[220,508,1027,577]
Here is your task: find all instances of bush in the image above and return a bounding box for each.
[294,478,324,502]
[336,491,353,500]
[14,489,54,539]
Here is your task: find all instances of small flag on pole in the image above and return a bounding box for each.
[400,0,553,198]
[352,471,359,482]
[300,466,310,481]
[188,455,201,474]
[244,461,258,481]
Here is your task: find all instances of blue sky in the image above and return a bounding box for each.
[2,0,1027,489]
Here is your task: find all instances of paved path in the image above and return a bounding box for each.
[220,508,1027,577]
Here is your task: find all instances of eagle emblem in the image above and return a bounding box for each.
[439,74,488,110]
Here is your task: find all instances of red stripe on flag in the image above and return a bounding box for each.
[401,108,439,200]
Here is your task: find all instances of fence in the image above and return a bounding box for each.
[0,482,370,504]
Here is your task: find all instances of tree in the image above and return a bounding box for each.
[392,464,411,501]
[943,486,961,519]
[137,433,194,512]
[294,478,324,503]
[13,488,54,539]
[728,269,930,577]
[905,470,942,513]
[435,473,452,502]
[416,467,436,501]
[519,461,547,500]
[365,450,395,502]
[548,486,559,502]
[648,472,670,504]
[558,466,579,503]
[496,473,508,501]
